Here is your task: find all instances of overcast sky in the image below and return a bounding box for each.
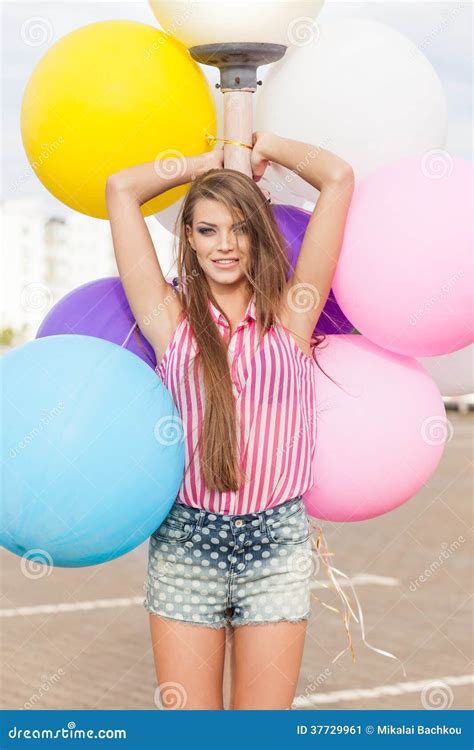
[1,0,471,218]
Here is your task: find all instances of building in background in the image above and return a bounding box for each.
[1,198,175,350]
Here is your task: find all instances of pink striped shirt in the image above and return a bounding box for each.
[155,291,317,515]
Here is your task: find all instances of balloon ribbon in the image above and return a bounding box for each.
[309,519,407,678]
[205,132,253,150]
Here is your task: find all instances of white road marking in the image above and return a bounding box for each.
[0,576,399,618]
[293,674,474,706]
[0,596,144,617]
[3,596,471,709]
[311,573,400,588]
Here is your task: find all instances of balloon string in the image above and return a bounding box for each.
[309,520,407,678]
[121,321,137,348]
[205,133,253,150]
[133,326,156,366]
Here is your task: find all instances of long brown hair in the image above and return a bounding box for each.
[170,168,327,493]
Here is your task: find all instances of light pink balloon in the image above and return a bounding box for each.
[304,335,446,522]
[332,155,473,356]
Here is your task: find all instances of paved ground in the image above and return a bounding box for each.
[1,411,472,711]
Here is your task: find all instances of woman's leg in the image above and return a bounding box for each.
[229,619,308,709]
[149,613,226,709]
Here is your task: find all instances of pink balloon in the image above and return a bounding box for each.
[304,335,446,521]
[332,155,473,356]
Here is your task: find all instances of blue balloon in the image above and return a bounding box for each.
[0,335,184,567]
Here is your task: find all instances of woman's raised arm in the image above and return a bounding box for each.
[253,131,354,352]
[105,149,223,361]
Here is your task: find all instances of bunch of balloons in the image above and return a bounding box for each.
[4,18,213,566]
[1,3,472,569]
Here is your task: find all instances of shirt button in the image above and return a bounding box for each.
[234,519,244,528]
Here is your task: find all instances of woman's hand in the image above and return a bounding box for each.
[205,144,224,171]
[250,131,271,183]
[189,145,223,181]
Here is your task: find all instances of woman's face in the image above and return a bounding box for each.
[185,198,251,286]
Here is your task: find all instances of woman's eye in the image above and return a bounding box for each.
[198,226,247,236]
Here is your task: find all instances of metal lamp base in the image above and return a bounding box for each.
[189,42,287,91]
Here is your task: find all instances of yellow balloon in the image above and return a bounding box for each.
[21,20,216,219]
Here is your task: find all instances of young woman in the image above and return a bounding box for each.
[106,131,354,710]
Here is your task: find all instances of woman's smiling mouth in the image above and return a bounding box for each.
[212,258,239,268]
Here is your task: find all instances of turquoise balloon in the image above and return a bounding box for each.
[0,335,184,567]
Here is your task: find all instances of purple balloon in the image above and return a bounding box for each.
[272,203,354,335]
[36,276,158,369]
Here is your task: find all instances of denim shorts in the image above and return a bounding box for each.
[143,495,313,628]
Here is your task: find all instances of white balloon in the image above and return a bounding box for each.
[260,163,314,207]
[417,345,474,397]
[149,0,324,47]
[153,198,182,235]
[255,18,448,201]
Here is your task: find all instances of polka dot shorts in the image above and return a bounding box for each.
[144,495,313,628]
